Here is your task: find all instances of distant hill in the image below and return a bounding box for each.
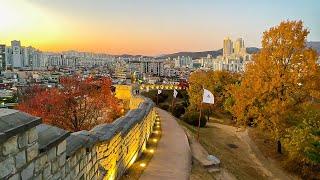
[113,47,261,59]
[307,41,320,54]
[159,49,223,59]
[159,47,259,59]
[115,54,152,58]
[246,47,260,54]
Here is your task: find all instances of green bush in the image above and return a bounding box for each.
[158,93,168,103]
[159,104,170,111]
[182,110,207,127]
[283,106,320,178]
[171,104,186,118]
[141,90,168,104]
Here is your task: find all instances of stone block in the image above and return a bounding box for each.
[33,173,42,180]
[57,141,66,156]
[65,159,70,172]
[79,158,84,171]
[28,127,38,144]
[87,152,92,161]
[15,150,27,169]
[51,159,59,174]
[27,143,38,162]
[76,150,83,161]
[0,157,15,179]
[52,171,61,180]
[3,136,18,155]
[94,163,98,172]
[8,173,20,180]
[58,152,66,167]
[21,162,34,180]
[64,173,71,180]
[60,166,66,178]
[42,163,51,178]
[18,133,28,149]
[70,155,77,168]
[47,147,56,161]
[92,154,97,164]
[86,161,92,173]
[35,154,47,173]
[74,164,80,176]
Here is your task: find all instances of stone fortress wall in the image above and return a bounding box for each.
[0,85,157,180]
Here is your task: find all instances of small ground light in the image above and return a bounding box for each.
[156,125,160,128]
[154,130,159,134]
[140,163,146,167]
[149,149,154,153]
[153,138,158,143]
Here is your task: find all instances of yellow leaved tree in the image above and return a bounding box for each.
[188,70,240,118]
[228,20,320,153]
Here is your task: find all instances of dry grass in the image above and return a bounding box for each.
[248,128,285,161]
[190,159,216,180]
[179,120,269,180]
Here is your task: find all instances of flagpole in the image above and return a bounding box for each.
[171,97,174,112]
[197,85,204,141]
[157,91,159,105]
[171,92,175,112]
[197,102,202,141]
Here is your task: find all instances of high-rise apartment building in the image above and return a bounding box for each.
[174,56,193,68]
[0,45,6,71]
[223,37,233,57]
[234,38,245,55]
[11,40,23,68]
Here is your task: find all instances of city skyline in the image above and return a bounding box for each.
[1,0,319,56]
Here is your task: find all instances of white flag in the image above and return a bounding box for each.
[202,89,214,104]
[173,89,178,98]
[158,89,162,94]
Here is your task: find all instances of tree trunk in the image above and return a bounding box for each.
[277,140,282,154]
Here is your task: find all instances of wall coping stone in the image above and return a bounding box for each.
[0,109,41,144]
[36,124,70,153]
[65,96,154,157]
[66,131,99,157]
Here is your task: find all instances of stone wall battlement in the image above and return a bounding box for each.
[0,85,157,180]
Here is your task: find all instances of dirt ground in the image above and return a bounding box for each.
[181,121,299,180]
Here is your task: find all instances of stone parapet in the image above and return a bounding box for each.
[0,85,156,180]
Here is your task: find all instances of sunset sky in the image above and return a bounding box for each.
[0,0,319,56]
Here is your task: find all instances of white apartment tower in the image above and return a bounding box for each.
[223,37,233,57]
[234,38,245,55]
[11,40,23,68]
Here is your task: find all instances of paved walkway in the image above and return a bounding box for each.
[140,108,192,180]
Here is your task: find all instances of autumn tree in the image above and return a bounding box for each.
[17,76,122,131]
[187,70,240,119]
[283,105,320,178]
[228,21,320,153]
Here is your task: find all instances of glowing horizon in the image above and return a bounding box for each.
[0,0,319,56]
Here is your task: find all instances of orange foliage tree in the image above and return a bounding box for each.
[17,76,122,131]
[187,70,240,118]
[228,21,320,153]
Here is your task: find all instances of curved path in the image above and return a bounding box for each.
[208,123,297,180]
[140,108,192,180]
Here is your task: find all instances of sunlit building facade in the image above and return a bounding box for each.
[223,37,233,57]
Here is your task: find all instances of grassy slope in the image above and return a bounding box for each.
[179,120,268,180]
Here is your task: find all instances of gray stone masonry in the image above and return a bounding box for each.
[21,162,34,180]
[0,96,156,180]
